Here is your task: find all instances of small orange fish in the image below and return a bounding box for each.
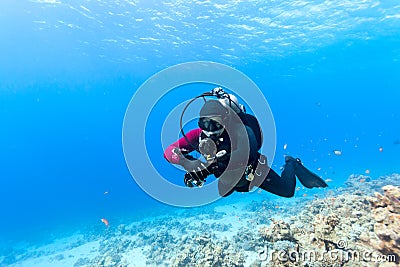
[275,205,279,209]
[101,218,109,226]
[379,147,383,152]
[303,194,308,197]
[359,179,365,183]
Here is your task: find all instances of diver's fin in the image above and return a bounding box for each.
[286,156,328,189]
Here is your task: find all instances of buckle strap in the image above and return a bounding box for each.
[245,165,254,181]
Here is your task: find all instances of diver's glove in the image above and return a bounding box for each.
[181,159,209,174]
[184,171,207,187]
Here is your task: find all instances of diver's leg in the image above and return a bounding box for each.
[258,161,296,198]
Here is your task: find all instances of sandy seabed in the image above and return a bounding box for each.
[2,173,400,267]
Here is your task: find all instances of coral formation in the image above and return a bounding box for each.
[367,185,400,264]
[258,219,295,242]
[248,175,400,267]
[172,233,245,267]
[4,173,400,267]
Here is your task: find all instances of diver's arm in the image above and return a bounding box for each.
[163,128,202,164]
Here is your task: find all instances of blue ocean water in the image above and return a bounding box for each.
[0,0,399,259]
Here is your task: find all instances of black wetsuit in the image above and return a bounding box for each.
[208,124,296,198]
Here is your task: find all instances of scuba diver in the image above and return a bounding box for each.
[163,87,328,197]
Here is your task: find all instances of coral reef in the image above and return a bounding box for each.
[4,173,400,267]
[249,178,400,266]
[258,219,295,243]
[233,227,262,252]
[367,185,400,264]
[172,233,245,267]
[338,173,400,196]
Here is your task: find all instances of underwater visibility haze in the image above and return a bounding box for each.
[0,0,399,266]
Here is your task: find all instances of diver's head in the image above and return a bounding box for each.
[219,94,243,113]
[198,100,228,138]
